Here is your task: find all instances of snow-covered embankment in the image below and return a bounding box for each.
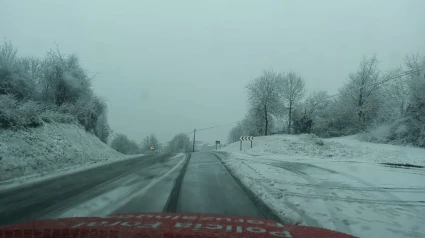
[0,123,128,184]
[220,134,425,238]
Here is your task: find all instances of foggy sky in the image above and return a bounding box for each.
[1,0,424,144]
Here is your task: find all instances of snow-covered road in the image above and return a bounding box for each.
[220,135,425,238]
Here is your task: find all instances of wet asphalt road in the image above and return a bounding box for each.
[0,152,277,226]
[178,153,262,217]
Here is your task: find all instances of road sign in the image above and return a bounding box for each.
[150,146,155,150]
[239,136,253,141]
[216,141,220,144]
[239,136,254,151]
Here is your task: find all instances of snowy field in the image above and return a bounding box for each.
[0,123,137,187]
[220,134,425,238]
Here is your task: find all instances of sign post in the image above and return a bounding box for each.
[239,136,254,151]
[150,146,155,154]
[215,141,220,150]
[192,129,196,152]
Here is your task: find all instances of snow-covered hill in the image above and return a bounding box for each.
[220,134,425,238]
[0,123,128,184]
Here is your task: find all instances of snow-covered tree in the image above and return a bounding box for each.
[141,134,161,152]
[0,40,111,142]
[340,55,382,131]
[165,133,191,153]
[94,112,111,143]
[0,41,17,68]
[402,54,425,147]
[40,51,92,106]
[110,133,141,154]
[292,91,329,134]
[246,69,283,135]
[281,71,306,134]
[0,42,37,101]
[227,122,243,143]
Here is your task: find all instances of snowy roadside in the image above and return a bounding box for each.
[219,134,425,238]
[0,123,144,189]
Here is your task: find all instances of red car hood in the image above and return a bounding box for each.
[0,212,355,238]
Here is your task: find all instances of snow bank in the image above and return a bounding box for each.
[0,123,129,183]
[220,134,425,237]
[223,134,425,166]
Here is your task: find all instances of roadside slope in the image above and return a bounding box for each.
[0,123,126,182]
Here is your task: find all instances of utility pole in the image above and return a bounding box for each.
[192,129,196,152]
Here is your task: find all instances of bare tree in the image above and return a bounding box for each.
[281,71,306,134]
[246,69,283,136]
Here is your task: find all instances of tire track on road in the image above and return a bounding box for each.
[0,154,170,226]
[163,153,191,212]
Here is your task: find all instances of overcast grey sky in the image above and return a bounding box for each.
[1,0,424,144]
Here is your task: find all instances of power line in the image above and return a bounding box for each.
[188,121,240,152]
[186,121,241,135]
[311,66,425,103]
[196,121,241,132]
[357,66,425,91]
